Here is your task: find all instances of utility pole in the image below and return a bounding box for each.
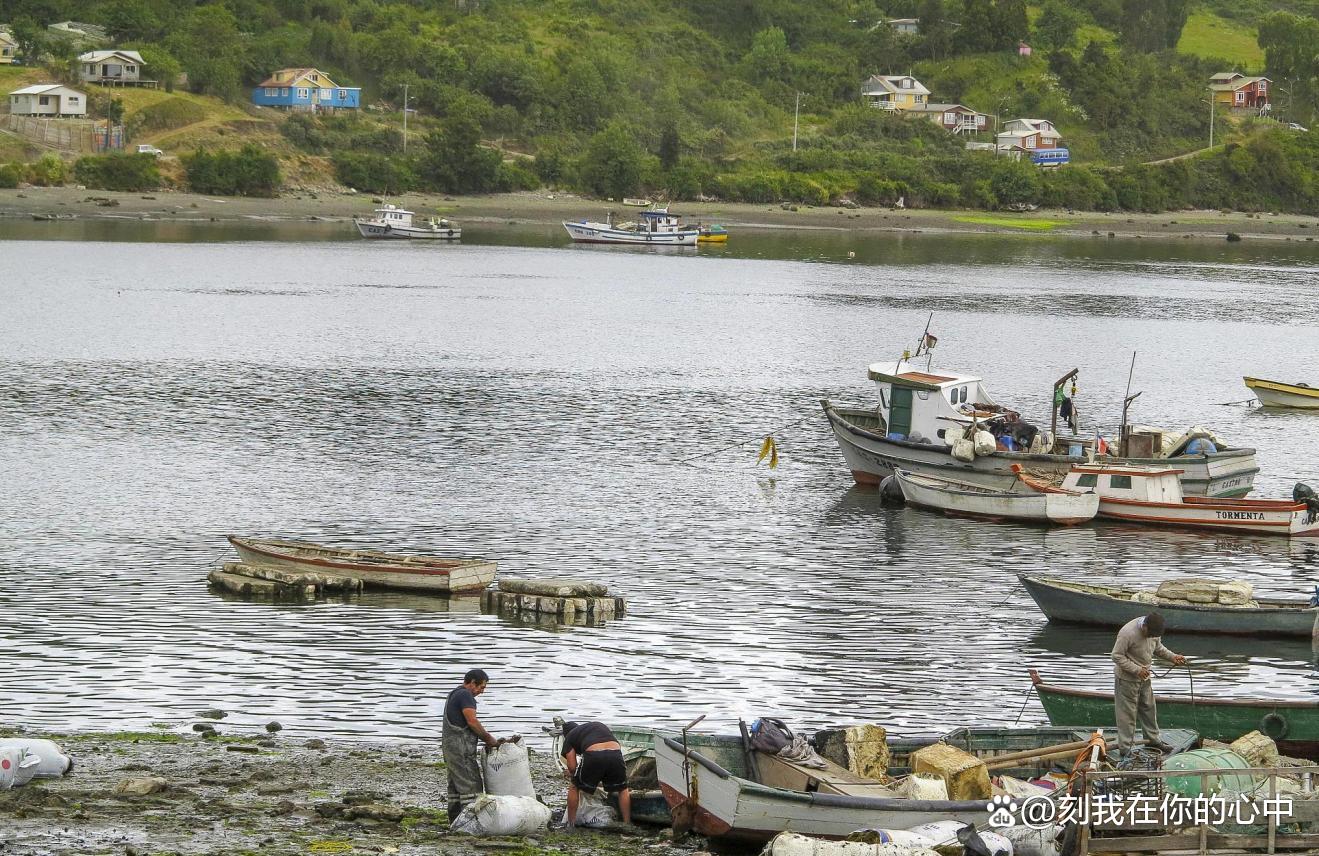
[1208,95,1214,148]
[401,83,409,153]
[792,91,801,151]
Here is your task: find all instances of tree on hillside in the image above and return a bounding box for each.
[579,123,647,200]
[419,113,501,193]
[991,0,1029,50]
[1034,0,1084,51]
[169,6,244,100]
[10,18,46,63]
[961,0,996,52]
[1118,0,1190,52]
[1257,12,1319,123]
[743,26,791,84]
[916,0,954,60]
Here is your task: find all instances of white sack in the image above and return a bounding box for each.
[450,794,550,836]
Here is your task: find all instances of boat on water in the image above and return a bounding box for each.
[354,204,460,240]
[1057,463,1319,537]
[696,224,729,243]
[1030,669,1319,756]
[1019,574,1319,637]
[653,724,1197,842]
[893,468,1099,525]
[1245,377,1319,409]
[226,535,495,593]
[822,356,1259,498]
[562,208,699,245]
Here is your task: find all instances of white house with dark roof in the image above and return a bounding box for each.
[8,83,88,117]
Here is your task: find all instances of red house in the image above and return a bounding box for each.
[1209,72,1270,110]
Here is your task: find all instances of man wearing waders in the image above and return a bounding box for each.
[443,669,504,820]
[1111,613,1186,757]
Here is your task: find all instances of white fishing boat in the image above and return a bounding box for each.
[823,355,1259,498]
[1245,377,1319,409]
[354,204,460,240]
[1056,464,1319,537]
[894,468,1099,525]
[562,208,699,245]
[227,536,495,592]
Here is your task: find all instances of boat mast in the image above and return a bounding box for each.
[1120,352,1139,457]
[911,311,934,368]
[1050,368,1079,444]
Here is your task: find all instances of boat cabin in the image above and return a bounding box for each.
[1061,464,1185,501]
[371,204,417,226]
[637,208,687,233]
[868,359,999,445]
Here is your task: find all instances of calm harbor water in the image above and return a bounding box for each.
[2,219,1319,744]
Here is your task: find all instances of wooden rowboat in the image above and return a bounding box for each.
[226,535,494,593]
[895,468,1099,525]
[1019,574,1319,637]
[1030,669,1319,757]
[1245,377,1319,409]
[655,725,1196,843]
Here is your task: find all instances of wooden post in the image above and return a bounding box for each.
[1078,769,1091,856]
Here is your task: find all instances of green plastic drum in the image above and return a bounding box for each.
[1165,748,1257,797]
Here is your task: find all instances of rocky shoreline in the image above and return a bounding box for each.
[2,186,1319,242]
[0,726,696,856]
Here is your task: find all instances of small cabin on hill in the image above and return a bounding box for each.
[8,83,87,117]
[887,18,920,35]
[861,74,930,111]
[251,68,360,112]
[1209,72,1270,110]
[908,103,989,134]
[78,50,148,85]
[996,118,1068,166]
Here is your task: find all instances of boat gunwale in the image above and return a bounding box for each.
[897,469,1091,499]
[1245,377,1319,397]
[228,536,494,577]
[1030,669,1319,710]
[1019,573,1312,613]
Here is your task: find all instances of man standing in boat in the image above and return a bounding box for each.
[560,720,631,828]
[1111,613,1187,757]
[443,669,505,819]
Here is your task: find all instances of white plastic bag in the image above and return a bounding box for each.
[450,793,550,836]
[1000,824,1059,856]
[0,739,73,778]
[906,820,966,844]
[483,741,534,797]
[764,831,940,856]
[0,747,41,790]
[575,788,618,828]
[974,431,997,457]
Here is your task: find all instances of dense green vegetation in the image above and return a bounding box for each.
[1,0,1317,211]
[73,152,162,191]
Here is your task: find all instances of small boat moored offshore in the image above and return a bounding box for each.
[893,468,1099,525]
[696,224,729,243]
[1030,669,1319,755]
[354,204,461,239]
[823,355,1258,498]
[1019,574,1319,637]
[227,535,495,593]
[563,207,699,245]
[1245,376,1319,409]
[1058,463,1319,537]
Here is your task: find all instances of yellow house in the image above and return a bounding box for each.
[0,31,17,64]
[861,74,930,111]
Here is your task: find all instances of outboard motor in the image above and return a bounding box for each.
[879,474,905,506]
[1295,483,1319,523]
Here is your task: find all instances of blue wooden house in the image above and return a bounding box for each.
[251,68,360,112]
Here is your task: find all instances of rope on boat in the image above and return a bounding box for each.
[1214,397,1257,406]
[1012,683,1037,726]
[1154,662,1199,734]
[678,416,816,467]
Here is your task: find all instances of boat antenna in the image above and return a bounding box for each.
[1120,352,1138,456]
[911,311,934,367]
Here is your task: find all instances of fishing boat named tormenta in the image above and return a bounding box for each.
[354,204,461,240]
[1244,377,1319,409]
[822,351,1259,498]
[562,207,699,245]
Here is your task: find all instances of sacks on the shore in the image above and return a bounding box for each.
[0,746,41,790]
[762,831,939,856]
[575,789,618,828]
[1000,824,1059,856]
[483,740,534,797]
[0,739,73,778]
[450,793,550,836]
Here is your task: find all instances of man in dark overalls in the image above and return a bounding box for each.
[443,669,504,820]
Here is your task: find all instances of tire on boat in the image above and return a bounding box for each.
[1260,712,1289,739]
[879,474,905,506]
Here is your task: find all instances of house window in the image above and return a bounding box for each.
[1108,475,1133,490]
[338,89,347,100]
[265,87,277,96]
[1258,81,1267,91]
[39,95,50,106]
[901,78,912,88]
[321,88,333,99]
[1236,91,1245,103]
[297,88,309,98]
[944,112,956,124]
[1025,136,1036,148]
[1075,473,1098,488]
[68,96,79,104]
[310,73,319,82]
[280,88,289,96]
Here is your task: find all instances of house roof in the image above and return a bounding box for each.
[0,31,16,45]
[1002,118,1060,137]
[10,83,84,96]
[257,67,353,89]
[49,21,108,38]
[79,50,144,64]
[1209,75,1270,91]
[1209,72,1242,82]
[861,74,931,96]
[887,18,919,25]
[912,102,984,115]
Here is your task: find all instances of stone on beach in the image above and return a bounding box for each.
[498,578,609,598]
[114,776,168,796]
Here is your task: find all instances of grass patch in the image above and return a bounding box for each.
[98,731,183,743]
[1177,11,1264,68]
[952,215,1063,230]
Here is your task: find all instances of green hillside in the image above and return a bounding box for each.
[1,0,1317,213]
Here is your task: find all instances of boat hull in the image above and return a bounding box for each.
[895,470,1098,524]
[1246,377,1319,409]
[1031,672,1319,756]
[228,536,494,593]
[823,401,1258,499]
[1095,496,1319,537]
[1019,574,1319,637]
[355,220,460,240]
[562,221,698,245]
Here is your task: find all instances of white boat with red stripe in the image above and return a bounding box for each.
[227,535,495,592]
[1056,464,1319,537]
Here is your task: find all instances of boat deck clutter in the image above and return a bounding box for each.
[207,561,363,600]
[481,577,626,622]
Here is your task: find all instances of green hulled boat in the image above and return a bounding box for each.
[1030,669,1319,757]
